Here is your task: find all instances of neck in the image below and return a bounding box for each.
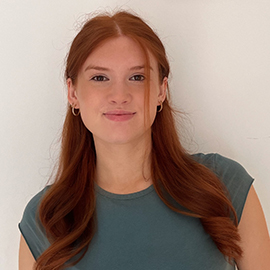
[94,136,153,194]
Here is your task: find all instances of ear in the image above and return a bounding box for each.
[67,78,79,108]
[157,77,168,103]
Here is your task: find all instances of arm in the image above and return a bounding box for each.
[19,235,36,270]
[235,185,270,270]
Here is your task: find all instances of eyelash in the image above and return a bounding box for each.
[129,74,145,81]
[90,75,109,82]
[90,74,145,82]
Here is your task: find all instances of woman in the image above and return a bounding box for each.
[19,10,270,270]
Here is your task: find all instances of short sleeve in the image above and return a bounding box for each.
[192,153,254,223]
[18,186,51,259]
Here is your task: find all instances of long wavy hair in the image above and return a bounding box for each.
[36,10,242,270]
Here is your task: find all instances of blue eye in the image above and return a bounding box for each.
[91,76,109,81]
[130,74,145,81]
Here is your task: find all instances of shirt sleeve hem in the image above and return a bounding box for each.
[18,222,38,260]
[237,178,254,224]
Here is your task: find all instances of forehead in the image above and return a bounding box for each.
[81,36,158,70]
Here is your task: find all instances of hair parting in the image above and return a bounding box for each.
[36,10,242,269]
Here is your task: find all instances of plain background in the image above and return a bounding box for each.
[1,0,269,269]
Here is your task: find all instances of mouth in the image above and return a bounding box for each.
[103,110,136,122]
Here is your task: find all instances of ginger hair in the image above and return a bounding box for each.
[36,11,242,269]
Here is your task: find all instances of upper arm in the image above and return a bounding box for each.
[235,185,270,270]
[19,234,36,270]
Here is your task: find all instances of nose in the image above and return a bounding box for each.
[108,81,132,105]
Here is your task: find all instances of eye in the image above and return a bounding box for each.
[130,74,145,81]
[91,75,109,82]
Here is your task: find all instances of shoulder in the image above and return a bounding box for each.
[21,186,51,220]
[19,186,51,259]
[191,153,254,184]
[191,153,254,222]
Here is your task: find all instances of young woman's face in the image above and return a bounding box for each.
[68,36,167,146]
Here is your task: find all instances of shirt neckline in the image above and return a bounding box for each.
[95,183,155,200]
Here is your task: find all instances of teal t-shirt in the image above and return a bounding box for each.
[19,153,254,269]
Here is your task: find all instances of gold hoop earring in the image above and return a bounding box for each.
[157,102,163,113]
[71,105,80,116]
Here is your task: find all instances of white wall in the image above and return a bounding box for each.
[1,0,269,269]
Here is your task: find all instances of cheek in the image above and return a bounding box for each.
[147,83,161,124]
[146,98,158,126]
[77,95,101,129]
[78,89,103,110]
[79,107,95,132]
[149,86,159,110]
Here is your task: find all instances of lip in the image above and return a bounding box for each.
[103,110,136,122]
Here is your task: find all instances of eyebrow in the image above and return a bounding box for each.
[84,65,109,72]
[84,65,153,72]
[129,65,153,71]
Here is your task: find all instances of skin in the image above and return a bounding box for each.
[68,36,167,193]
[19,235,35,270]
[18,186,270,269]
[235,186,270,269]
[18,36,270,269]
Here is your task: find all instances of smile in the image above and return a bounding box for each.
[103,110,136,122]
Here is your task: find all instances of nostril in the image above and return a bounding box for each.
[108,91,132,104]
